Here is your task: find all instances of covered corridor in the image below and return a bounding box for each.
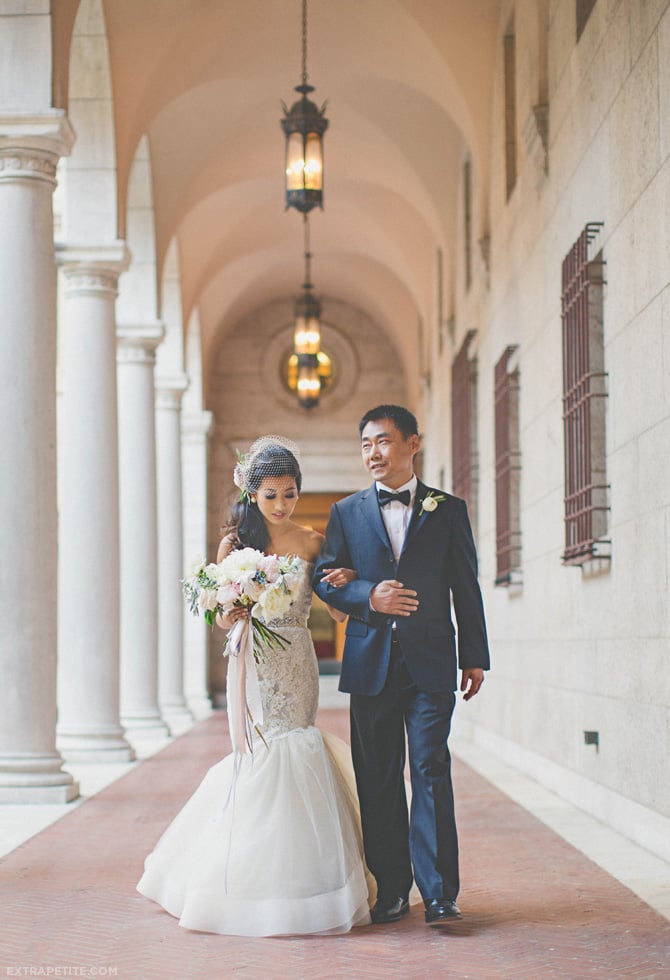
[2,2,670,974]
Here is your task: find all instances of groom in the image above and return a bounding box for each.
[313,405,490,926]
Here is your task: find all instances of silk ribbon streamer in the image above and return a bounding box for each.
[226,617,264,754]
[222,618,266,891]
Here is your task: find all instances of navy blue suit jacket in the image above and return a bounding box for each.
[313,481,490,696]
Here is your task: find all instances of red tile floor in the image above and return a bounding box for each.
[1,709,669,980]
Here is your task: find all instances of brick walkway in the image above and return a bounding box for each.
[1,710,669,980]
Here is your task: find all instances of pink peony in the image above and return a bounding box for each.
[259,554,281,582]
[216,584,241,610]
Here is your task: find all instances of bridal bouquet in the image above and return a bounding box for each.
[183,548,303,663]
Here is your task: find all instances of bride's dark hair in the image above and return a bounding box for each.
[224,441,302,553]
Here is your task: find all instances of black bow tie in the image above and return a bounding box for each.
[378,488,411,507]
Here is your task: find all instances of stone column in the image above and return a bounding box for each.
[155,376,193,731]
[117,322,169,740]
[181,409,214,718]
[0,111,78,801]
[55,243,134,762]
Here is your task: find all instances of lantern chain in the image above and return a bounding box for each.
[303,213,312,289]
[302,0,308,87]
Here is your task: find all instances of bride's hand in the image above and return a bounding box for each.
[216,606,249,630]
[320,567,357,589]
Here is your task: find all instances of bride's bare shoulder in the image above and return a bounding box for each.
[297,526,323,562]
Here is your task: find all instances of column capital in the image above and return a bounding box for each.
[182,410,214,441]
[56,241,131,297]
[0,110,75,185]
[117,321,165,365]
[155,373,189,411]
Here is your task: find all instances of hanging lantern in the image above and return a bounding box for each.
[286,350,333,402]
[280,0,329,213]
[282,87,328,213]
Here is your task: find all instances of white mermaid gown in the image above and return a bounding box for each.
[137,560,373,936]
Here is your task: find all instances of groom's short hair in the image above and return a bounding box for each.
[359,405,419,440]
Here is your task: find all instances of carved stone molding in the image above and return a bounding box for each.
[478,234,490,269]
[116,322,165,365]
[523,103,549,187]
[62,269,121,297]
[0,150,58,183]
[155,374,189,411]
[57,242,131,298]
[478,234,491,289]
[0,111,75,185]
[181,410,214,443]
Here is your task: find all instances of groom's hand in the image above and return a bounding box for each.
[369,580,419,616]
[460,668,484,701]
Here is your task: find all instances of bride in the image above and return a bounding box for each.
[137,436,373,936]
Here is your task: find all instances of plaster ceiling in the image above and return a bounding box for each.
[88,0,499,375]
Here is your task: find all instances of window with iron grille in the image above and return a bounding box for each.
[451,330,478,534]
[494,346,521,585]
[561,223,609,565]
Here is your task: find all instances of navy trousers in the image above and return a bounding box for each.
[350,641,459,902]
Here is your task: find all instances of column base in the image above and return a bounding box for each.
[161,703,195,736]
[57,728,135,764]
[185,694,213,720]
[0,753,79,803]
[0,783,80,804]
[121,713,170,741]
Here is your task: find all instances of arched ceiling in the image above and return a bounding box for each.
[93,0,498,382]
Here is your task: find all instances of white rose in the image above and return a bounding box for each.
[282,572,300,597]
[203,562,224,585]
[257,586,292,621]
[219,547,261,581]
[188,555,206,577]
[198,587,219,612]
[422,496,438,513]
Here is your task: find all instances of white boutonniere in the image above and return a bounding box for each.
[420,492,447,514]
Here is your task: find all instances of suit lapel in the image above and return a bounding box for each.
[359,485,393,552]
[400,479,429,556]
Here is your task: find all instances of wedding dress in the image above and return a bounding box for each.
[137,559,373,936]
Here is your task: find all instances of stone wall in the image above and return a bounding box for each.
[426,0,670,859]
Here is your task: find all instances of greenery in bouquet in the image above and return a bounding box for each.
[182,548,303,662]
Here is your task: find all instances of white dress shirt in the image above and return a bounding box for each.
[376,475,418,562]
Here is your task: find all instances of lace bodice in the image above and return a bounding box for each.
[258,558,313,630]
[247,558,319,739]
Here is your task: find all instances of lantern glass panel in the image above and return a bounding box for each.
[297,363,321,407]
[304,133,323,191]
[284,350,333,395]
[286,132,306,191]
[297,365,321,393]
[294,314,321,355]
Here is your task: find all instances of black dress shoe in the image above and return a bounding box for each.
[424,898,462,924]
[370,895,410,924]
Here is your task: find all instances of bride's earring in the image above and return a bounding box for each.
[250,496,257,504]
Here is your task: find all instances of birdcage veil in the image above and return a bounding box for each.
[233,435,302,498]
